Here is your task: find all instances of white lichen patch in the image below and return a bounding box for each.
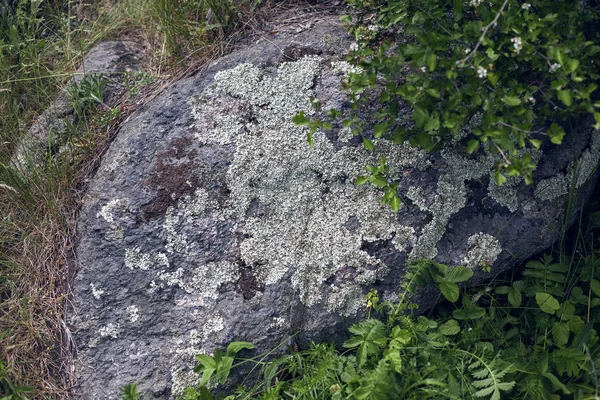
[488,176,519,212]
[163,188,213,254]
[97,198,129,241]
[99,323,118,339]
[270,316,287,329]
[535,130,600,201]
[201,314,225,341]
[410,150,492,260]
[125,305,140,323]
[462,233,502,268]
[171,368,201,397]
[187,56,426,316]
[187,261,240,298]
[406,186,428,211]
[124,247,158,270]
[89,283,105,300]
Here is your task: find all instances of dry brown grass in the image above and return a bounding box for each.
[0,1,347,398]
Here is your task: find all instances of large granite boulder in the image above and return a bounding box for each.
[68,14,600,399]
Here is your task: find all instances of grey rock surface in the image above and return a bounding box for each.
[13,40,145,168]
[69,16,600,400]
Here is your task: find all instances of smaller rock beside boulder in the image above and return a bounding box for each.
[12,40,147,169]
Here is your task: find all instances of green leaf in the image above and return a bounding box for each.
[594,112,600,130]
[344,319,389,367]
[529,139,541,149]
[390,195,401,212]
[355,176,368,185]
[426,88,440,98]
[502,96,521,106]
[567,59,580,73]
[293,111,310,126]
[427,53,437,72]
[507,288,522,307]
[591,279,600,296]
[371,175,387,188]
[466,139,479,154]
[439,319,461,335]
[557,90,573,106]
[453,297,485,320]
[363,138,374,151]
[216,356,234,384]
[440,281,460,302]
[552,322,570,346]
[547,123,566,145]
[494,170,507,186]
[487,72,499,86]
[447,266,474,283]
[413,105,429,127]
[225,341,255,357]
[536,292,560,314]
[373,122,388,138]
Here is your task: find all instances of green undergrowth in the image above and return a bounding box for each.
[132,199,600,400]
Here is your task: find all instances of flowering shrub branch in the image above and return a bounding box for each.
[297,0,600,209]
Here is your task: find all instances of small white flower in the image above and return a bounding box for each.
[464,48,471,55]
[419,66,427,73]
[367,25,380,32]
[549,62,562,73]
[477,66,488,78]
[468,327,473,332]
[510,36,522,53]
[528,96,535,103]
[521,3,531,9]
[468,0,482,6]
[349,42,359,52]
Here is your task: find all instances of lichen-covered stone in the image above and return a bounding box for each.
[69,15,600,400]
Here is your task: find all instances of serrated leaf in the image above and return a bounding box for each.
[547,123,565,145]
[529,139,541,149]
[567,59,580,72]
[363,138,374,151]
[447,266,474,283]
[494,170,507,186]
[293,111,310,126]
[536,292,560,314]
[371,175,387,188]
[557,90,573,106]
[502,96,521,106]
[552,322,570,346]
[440,281,460,302]
[426,88,440,98]
[488,72,499,86]
[373,122,388,138]
[413,105,429,127]
[439,319,461,335]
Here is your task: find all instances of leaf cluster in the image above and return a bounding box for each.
[157,248,600,400]
[294,0,600,206]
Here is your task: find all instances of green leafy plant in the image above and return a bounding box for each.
[121,383,141,400]
[295,0,600,208]
[178,249,600,399]
[193,341,255,386]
